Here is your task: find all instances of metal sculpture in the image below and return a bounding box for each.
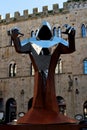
[10,21,76,124]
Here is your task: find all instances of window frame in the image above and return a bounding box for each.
[83,58,87,74]
[9,61,17,77]
[81,24,86,38]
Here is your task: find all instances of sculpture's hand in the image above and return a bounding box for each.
[10,28,24,40]
[62,24,75,36]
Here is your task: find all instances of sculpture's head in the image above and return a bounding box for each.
[36,21,52,40]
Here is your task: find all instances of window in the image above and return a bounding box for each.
[53,27,57,36]
[81,24,86,38]
[55,59,62,74]
[56,96,66,115]
[53,26,62,37]
[57,26,61,37]
[31,30,35,37]
[9,61,17,77]
[7,30,14,46]
[83,59,87,74]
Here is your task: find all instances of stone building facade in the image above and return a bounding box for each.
[0,0,87,123]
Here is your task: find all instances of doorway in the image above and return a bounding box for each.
[5,98,17,123]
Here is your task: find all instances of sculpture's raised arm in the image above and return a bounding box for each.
[61,24,76,54]
[10,28,31,53]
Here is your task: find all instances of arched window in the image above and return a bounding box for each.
[57,26,61,37]
[56,96,66,115]
[5,98,17,123]
[55,59,62,74]
[83,59,87,74]
[53,27,57,36]
[9,61,17,77]
[81,24,86,38]
[35,30,38,36]
[13,63,17,76]
[7,30,14,46]
[31,30,35,37]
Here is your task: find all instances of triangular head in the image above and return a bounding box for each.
[36,21,52,40]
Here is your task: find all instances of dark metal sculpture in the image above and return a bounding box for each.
[10,21,76,124]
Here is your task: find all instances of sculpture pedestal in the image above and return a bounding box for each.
[1,124,86,130]
[17,108,76,124]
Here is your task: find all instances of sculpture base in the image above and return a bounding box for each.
[17,108,77,124]
[0,124,85,130]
